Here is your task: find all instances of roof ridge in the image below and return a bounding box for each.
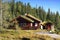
[25,14,41,22]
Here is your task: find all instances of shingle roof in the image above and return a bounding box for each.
[41,21,53,25]
[26,14,41,22]
[10,14,41,23]
[18,15,34,22]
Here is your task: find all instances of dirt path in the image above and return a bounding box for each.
[36,32,60,38]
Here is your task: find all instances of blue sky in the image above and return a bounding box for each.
[15,0,60,13]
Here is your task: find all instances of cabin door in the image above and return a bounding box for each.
[47,25,51,30]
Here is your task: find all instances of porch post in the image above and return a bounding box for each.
[41,24,43,29]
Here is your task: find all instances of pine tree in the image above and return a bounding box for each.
[38,6,46,21]
[24,3,27,13]
[42,9,46,21]
[38,7,43,20]
[50,12,55,23]
[26,3,31,14]
[15,2,21,16]
[55,11,60,29]
[46,8,51,21]
[10,0,15,18]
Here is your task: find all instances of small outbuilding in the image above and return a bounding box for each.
[41,21,54,31]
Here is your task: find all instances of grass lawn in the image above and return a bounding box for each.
[0,29,60,40]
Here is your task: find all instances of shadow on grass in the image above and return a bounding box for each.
[22,37,30,40]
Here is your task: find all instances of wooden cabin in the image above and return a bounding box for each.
[41,21,54,31]
[9,14,41,30]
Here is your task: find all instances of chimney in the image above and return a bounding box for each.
[25,13,28,16]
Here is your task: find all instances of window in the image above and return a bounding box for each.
[35,23,38,27]
[19,23,27,27]
[31,23,33,27]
